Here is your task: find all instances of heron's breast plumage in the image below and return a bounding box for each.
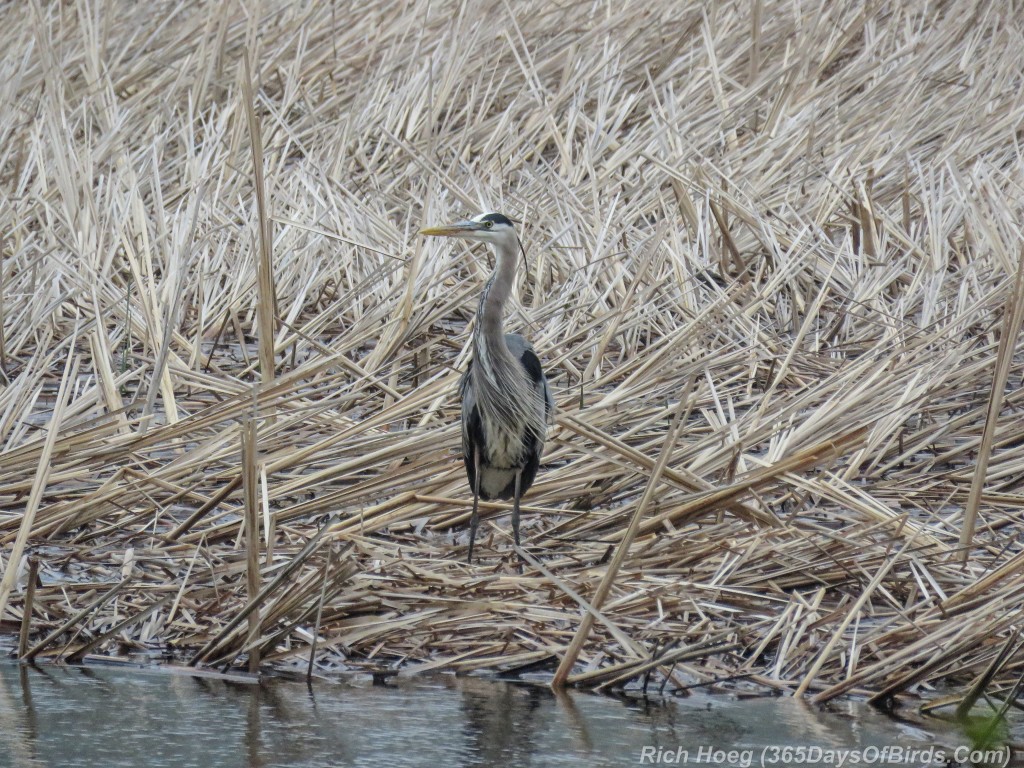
[477,407,538,467]
[469,408,543,500]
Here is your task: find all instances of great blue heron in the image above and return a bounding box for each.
[420,212,554,562]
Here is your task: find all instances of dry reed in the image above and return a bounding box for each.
[1,0,1024,711]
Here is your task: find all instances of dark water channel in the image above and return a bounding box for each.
[0,662,1002,767]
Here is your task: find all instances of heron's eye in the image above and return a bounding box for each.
[484,221,493,229]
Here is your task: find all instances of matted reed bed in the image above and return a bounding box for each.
[2,0,1024,710]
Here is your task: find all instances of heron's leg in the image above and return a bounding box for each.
[512,470,523,548]
[468,446,481,564]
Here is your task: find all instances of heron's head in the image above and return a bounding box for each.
[419,212,517,246]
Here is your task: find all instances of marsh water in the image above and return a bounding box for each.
[0,662,993,767]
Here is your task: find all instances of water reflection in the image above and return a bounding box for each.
[0,666,41,767]
[0,662,966,768]
[459,681,548,765]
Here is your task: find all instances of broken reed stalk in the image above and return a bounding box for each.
[168,475,243,540]
[16,556,38,659]
[23,580,128,662]
[793,528,919,696]
[551,397,689,689]
[189,524,341,666]
[66,595,173,663]
[307,545,334,682]
[516,545,645,657]
[242,417,262,673]
[0,343,79,622]
[864,629,993,706]
[958,246,1024,562]
[247,556,357,667]
[593,639,744,692]
[955,627,1022,720]
[241,50,278,400]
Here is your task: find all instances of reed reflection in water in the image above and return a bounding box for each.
[0,663,946,768]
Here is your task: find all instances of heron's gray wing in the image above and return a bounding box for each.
[505,333,554,424]
[459,362,483,494]
[541,370,554,422]
[503,333,532,358]
[459,363,475,453]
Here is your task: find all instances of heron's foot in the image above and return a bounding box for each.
[512,554,525,575]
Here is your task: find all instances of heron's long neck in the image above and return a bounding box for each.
[471,236,545,442]
[477,239,518,354]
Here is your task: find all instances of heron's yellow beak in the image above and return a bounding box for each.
[419,220,478,237]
